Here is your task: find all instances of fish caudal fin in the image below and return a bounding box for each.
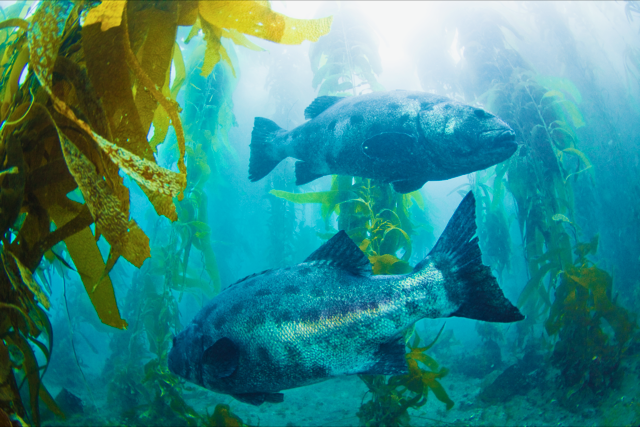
[416,191,524,323]
[249,117,285,182]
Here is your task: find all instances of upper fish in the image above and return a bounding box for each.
[168,192,524,406]
[248,91,517,193]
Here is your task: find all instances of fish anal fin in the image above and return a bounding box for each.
[232,392,284,406]
[303,230,372,276]
[360,337,409,375]
[202,338,239,382]
[295,161,324,186]
[304,96,344,120]
[391,178,426,194]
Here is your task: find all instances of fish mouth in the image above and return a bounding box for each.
[479,129,517,152]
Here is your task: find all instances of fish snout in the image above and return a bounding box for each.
[479,128,517,153]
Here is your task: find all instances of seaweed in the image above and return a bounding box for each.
[309,3,383,96]
[415,3,639,410]
[0,1,332,424]
[357,325,453,426]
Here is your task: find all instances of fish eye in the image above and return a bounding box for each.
[474,109,486,118]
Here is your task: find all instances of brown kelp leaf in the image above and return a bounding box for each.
[121,5,186,179]
[83,0,126,31]
[6,332,41,425]
[7,252,50,310]
[422,369,454,410]
[200,19,233,77]
[131,3,178,134]
[369,254,411,275]
[221,28,264,52]
[198,1,333,45]
[48,202,127,329]
[0,130,25,236]
[27,1,74,89]
[177,1,199,26]
[59,130,151,268]
[93,132,185,198]
[171,42,187,97]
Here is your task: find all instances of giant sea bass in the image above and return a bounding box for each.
[168,192,524,406]
[248,91,517,193]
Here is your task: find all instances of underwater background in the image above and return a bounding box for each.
[0,0,639,426]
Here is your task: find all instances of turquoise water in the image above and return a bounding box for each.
[4,1,639,426]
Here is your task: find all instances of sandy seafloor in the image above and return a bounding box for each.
[43,351,639,426]
[200,354,640,427]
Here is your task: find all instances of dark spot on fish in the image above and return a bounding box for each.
[405,300,420,315]
[303,308,321,322]
[399,114,411,126]
[284,284,299,295]
[201,302,218,320]
[276,310,293,325]
[311,364,328,378]
[257,346,270,362]
[407,94,421,101]
[360,300,379,311]
[213,316,226,330]
[246,313,267,332]
[255,288,272,297]
[310,286,325,297]
[231,301,245,312]
[420,101,434,111]
[283,267,291,271]
[388,102,400,110]
[327,119,337,132]
[298,267,312,276]
[350,114,365,126]
[284,344,303,368]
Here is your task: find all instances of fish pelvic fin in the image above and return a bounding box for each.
[249,117,285,182]
[415,191,524,323]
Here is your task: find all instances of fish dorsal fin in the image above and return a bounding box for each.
[225,269,272,290]
[304,96,344,120]
[303,230,372,276]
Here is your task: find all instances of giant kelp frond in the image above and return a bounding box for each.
[0,1,333,425]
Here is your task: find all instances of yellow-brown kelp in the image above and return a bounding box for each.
[0,1,331,424]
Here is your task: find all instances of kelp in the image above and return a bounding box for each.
[415,5,637,409]
[309,3,383,96]
[544,235,637,407]
[0,0,332,425]
[357,325,454,426]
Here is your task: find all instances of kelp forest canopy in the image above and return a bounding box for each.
[0,1,639,426]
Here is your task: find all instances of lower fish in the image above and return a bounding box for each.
[169,192,523,405]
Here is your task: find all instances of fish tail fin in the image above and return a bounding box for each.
[414,192,524,323]
[249,117,285,182]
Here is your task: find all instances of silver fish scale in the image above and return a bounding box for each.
[193,261,453,394]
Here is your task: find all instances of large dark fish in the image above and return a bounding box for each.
[168,192,523,406]
[248,91,517,193]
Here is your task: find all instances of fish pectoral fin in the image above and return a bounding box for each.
[359,337,409,376]
[295,161,324,185]
[304,230,372,276]
[202,337,239,380]
[304,95,343,119]
[232,392,284,406]
[391,178,426,194]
